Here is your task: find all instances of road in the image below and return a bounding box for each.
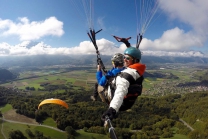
[179,118,194,131]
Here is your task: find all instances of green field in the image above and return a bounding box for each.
[1,69,97,95]
[2,122,67,139]
[1,119,110,139]
[76,129,109,139]
[42,118,57,127]
[161,134,189,139]
[0,104,13,113]
[2,65,203,96]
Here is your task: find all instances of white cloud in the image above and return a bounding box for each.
[143,50,205,57]
[140,27,202,51]
[0,39,207,57]
[159,0,208,33]
[154,0,208,51]
[0,39,124,56]
[0,16,64,41]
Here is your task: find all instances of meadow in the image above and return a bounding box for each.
[2,65,195,95]
[2,68,97,94]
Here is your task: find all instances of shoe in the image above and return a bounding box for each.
[90,95,97,101]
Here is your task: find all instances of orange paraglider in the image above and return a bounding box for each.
[38,98,69,109]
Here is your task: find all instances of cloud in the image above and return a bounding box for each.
[159,0,208,33]
[140,27,202,51]
[0,39,124,56]
[0,16,64,41]
[143,50,205,57]
[0,39,207,57]
[156,0,208,50]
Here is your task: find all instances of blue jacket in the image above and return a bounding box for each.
[96,67,125,86]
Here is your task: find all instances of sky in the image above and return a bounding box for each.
[0,0,208,57]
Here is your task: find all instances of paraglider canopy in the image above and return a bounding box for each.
[113,0,160,49]
[38,98,69,109]
[135,0,159,48]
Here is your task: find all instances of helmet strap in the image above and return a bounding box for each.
[114,61,119,67]
[135,59,140,63]
[114,61,123,67]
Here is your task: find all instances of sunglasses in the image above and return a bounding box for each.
[124,55,132,60]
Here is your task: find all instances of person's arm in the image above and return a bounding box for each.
[96,71,107,86]
[111,68,123,76]
[101,75,129,120]
[109,68,139,112]
[96,67,114,86]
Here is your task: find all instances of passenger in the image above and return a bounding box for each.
[91,53,125,103]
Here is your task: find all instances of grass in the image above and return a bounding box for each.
[0,119,5,139]
[1,121,110,139]
[30,90,50,96]
[0,104,13,113]
[192,120,206,132]
[2,121,67,139]
[160,127,189,139]
[143,83,152,90]
[76,129,109,139]
[160,134,189,139]
[42,118,57,127]
[1,72,86,92]
[34,126,67,139]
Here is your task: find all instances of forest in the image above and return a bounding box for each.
[1,85,208,139]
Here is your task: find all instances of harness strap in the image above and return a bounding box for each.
[124,93,139,99]
[118,72,136,84]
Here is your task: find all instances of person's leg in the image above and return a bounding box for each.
[98,86,106,102]
[91,84,110,104]
[90,82,98,101]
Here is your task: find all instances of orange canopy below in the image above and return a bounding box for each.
[38,98,69,109]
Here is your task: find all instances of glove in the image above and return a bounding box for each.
[101,107,116,121]
[120,38,130,47]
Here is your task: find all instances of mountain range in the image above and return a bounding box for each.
[0,54,207,68]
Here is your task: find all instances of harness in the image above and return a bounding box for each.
[100,75,116,104]
[110,72,144,111]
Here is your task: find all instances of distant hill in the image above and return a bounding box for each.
[0,55,208,68]
[0,69,17,82]
[142,55,208,64]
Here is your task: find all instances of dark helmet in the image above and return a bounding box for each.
[111,53,124,66]
[124,47,141,61]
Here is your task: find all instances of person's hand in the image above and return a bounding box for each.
[120,38,130,47]
[97,65,101,71]
[101,107,116,121]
